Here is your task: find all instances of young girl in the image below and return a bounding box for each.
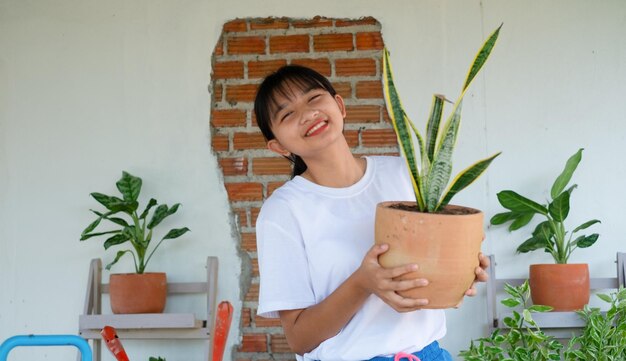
[254,65,488,361]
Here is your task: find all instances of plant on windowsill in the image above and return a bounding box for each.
[490,148,600,311]
[80,171,190,314]
[375,24,502,308]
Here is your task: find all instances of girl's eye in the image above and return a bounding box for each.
[309,94,321,102]
[281,111,293,122]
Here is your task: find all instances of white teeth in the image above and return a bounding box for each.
[306,121,326,136]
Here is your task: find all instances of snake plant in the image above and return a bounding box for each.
[382,25,502,212]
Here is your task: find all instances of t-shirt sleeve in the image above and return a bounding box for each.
[256,203,316,318]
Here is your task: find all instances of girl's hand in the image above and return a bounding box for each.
[355,243,429,312]
[464,252,490,297]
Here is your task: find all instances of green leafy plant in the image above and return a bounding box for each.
[382,25,502,212]
[490,148,600,264]
[149,357,166,361]
[459,280,563,361]
[80,171,190,273]
[564,288,626,360]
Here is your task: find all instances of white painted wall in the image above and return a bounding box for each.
[1,0,625,360]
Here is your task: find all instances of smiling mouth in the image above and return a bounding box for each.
[305,121,328,137]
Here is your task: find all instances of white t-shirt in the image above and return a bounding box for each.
[256,156,446,361]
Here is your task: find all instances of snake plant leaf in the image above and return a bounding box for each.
[80,229,120,241]
[162,227,191,240]
[103,232,131,250]
[140,198,158,219]
[550,148,583,199]
[439,151,501,208]
[508,212,535,231]
[463,24,502,91]
[497,190,548,215]
[116,171,142,202]
[383,49,423,209]
[105,249,134,270]
[572,219,601,233]
[548,191,570,222]
[577,233,599,248]
[517,236,548,253]
[405,112,429,175]
[490,211,521,225]
[425,95,446,163]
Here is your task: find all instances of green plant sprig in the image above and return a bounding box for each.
[490,149,600,264]
[382,25,503,213]
[459,280,562,361]
[80,171,190,273]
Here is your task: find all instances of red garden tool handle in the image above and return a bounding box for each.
[101,326,130,361]
[212,301,234,361]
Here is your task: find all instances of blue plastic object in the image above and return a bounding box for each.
[0,334,92,361]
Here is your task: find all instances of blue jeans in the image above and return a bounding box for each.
[367,341,453,361]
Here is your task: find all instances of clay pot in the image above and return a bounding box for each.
[109,273,167,314]
[529,264,589,311]
[375,202,484,309]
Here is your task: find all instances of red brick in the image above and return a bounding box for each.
[361,128,398,147]
[345,105,381,123]
[267,181,286,196]
[344,130,359,147]
[226,84,258,103]
[213,61,244,79]
[250,207,261,225]
[228,36,266,55]
[250,18,289,30]
[212,134,229,151]
[219,157,248,176]
[270,35,309,54]
[211,109,246,127]
[225,182,263,202]
[241,307,252,327]
[292,16,333,28]
[224,19,247,32]
[233,207,248,227]
[253,157,292,175]
[214,39,224,56]
[314,33,353,52]
[241,232,257,252]
[245,283,260,302]
[233,132,267,150]
[291,58,331,76]
[248,59,287,79]
[270,334,292,353]
[239,333,267,352]
[213,83,223,101]
[333,82,352,99]
[336,58,376,76]
[255,315,282,328]
[336,17,378,27]
[356,32,384,50]
[356,80,383,99]
[251,258,259,278]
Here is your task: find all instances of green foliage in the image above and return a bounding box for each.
[564,288,626,360]
[459,281,563,361]
[148,358,166,361]
[490,149,600,264]
[382,25,502,212]
[80,171,190,273]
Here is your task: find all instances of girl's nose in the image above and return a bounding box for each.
[300,108,319,124]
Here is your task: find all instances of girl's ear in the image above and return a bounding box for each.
[267,139,291,157]
[334,94,347,118]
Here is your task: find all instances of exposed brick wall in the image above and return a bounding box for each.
[209,16,398,361]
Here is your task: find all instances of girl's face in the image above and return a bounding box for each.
[266,84,346,160]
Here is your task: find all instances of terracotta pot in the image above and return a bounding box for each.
[109,273,167,314]
[529,263,589,311]
[375,202,484,309]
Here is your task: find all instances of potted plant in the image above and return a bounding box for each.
[490,148,600,311]
[376,25,502,308]
[80,171,190,314]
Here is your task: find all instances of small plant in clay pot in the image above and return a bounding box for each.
[376,25,502,308]
[490,148,600,311]
[80,171,190,313]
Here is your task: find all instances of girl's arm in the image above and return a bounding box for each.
[278,243,429,355]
